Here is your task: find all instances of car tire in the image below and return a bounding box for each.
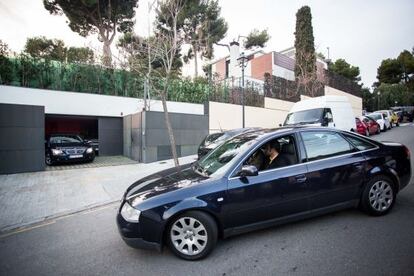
[45,153,53,166]
[376,127,381,134]
[361,175,396,216]
[382,125,386,132]
[167,211,218,260]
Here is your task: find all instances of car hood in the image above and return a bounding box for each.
[125,163,208,205]
[51,142,88,148]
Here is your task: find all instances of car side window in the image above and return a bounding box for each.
[343,134,376,151]
[301,131,354,161]
[324,108,333,122]
[243,135,298,172]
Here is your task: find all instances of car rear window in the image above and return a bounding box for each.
[343,134,376,151]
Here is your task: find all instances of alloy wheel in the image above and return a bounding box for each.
[368,180,393,212]
[45,154,52,166]
[170,217,208,256]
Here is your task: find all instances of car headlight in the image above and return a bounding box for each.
[120,202,141,223]
[86,147,93,154]
[52,149,63,155]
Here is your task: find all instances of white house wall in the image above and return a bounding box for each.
[209,99,293,133]
[0,86,204,117]
[272,65,295,81]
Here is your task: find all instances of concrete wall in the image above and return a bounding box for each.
[209,99,293,133]
[0,103,45,174]
[325,86,363,117]
[0,85,204,117]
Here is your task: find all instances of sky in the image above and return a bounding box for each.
[1,0,413,87]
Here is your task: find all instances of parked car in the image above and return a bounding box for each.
[45,134,95,165]
[356,117,368,136]
[198,128,258,159]
[390,111,400,127]
[361,115,381,135]
[368,112,390,132]
[117,127,411,260]
[88,138,99,155]
[375,110,398,127]
[283,96,356,131]
[395,111,404,123]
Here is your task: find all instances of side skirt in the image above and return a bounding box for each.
[223,200,359,239]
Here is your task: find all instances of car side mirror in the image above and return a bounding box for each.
[322,117,329,126]
[239,165,258,178]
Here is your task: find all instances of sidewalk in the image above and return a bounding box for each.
[0,155,197,234]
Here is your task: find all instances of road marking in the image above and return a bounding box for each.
[0,221,56,239]
[0,201,119,239]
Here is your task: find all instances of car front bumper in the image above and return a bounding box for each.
[51,152,95,163]
[116,213,162,252]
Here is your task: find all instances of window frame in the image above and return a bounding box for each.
[228,132,303,179]
[299,130,358,162]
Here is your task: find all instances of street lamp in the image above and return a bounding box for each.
[237,52,249,128]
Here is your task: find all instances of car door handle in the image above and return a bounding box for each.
[295,174,307,183]
[353,162,364,169]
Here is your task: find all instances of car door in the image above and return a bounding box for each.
[300,130,366,210]
[223,133,309,229]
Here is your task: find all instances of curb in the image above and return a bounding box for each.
[0,199,120,238]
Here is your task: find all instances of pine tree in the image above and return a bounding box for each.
[294,6,316,78]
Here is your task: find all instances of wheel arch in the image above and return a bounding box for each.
[161,205,224,246]
[365,166,400,192]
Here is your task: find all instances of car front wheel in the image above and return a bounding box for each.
[45,153,53,166]
[167,211,218,260]
[361,176,396,216]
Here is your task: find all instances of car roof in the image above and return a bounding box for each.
[233,126,345,140]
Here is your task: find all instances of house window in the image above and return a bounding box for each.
[225,60,230,78]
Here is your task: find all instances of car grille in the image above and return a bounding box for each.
[64,148,85,155]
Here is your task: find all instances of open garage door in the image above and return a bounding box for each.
[45,115,99,154]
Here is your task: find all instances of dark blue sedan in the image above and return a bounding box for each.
[117,127,411,260]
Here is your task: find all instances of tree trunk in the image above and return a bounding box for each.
[192,44,198,77]
[102,40,112,66]
[161,90,180,168]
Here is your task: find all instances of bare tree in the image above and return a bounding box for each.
[116,0,184,168]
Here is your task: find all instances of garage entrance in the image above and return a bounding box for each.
[45,115,123,157]
[45,115,98,141]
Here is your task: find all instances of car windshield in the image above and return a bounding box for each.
[284,108,324,125]
[50,135,82,144]
[205,133,225,144]
[369,113,381,120]
[195,133,259,177]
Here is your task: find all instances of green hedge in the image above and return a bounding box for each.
[0,56,264,107]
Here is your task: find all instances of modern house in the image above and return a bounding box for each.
[208,42,362,116]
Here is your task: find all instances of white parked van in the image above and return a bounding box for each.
[283,96,356,131]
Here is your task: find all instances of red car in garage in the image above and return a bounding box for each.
[356,116,380,136]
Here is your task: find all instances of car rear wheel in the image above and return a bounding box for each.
[167,211,217,260]
[361,176,396,216]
